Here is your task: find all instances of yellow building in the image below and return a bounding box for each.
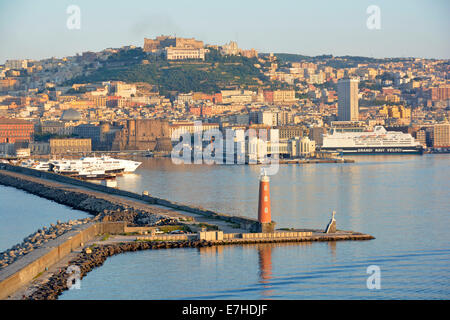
[379,105,411,119]
[433,123,450,148]
[50,138,92,154]
[273,90,296,103]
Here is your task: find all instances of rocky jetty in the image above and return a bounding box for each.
[27,240,213,300]
[0,218,94,270]
[0,171,181,269]
[0,172,179,226]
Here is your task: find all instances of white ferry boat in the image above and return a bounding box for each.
[321,126,423,154]
[20,160,51,171]
[49,156,141,176]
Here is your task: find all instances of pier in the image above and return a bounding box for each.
[0,163,374,300]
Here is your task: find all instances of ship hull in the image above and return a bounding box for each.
[320,146,423,154]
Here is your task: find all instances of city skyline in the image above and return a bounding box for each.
[0,0,449,306]
[0,0,449,64]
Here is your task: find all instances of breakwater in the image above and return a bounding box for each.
[27,240,213,300]
[1,220,374,300]
[0,221,142,300]
[27,228,374,300]
[0,163,261,231]
[0,169,182,271]
[0,163,375,300]
[0,169,182,225]
[0,223,98,300]
[0,218,93,269]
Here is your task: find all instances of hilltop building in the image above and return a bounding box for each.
[143,36,205,61]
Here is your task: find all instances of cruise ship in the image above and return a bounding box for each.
[321,126,423,154]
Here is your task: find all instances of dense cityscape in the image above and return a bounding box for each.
[0,35,449,160]
[0,0,449,306]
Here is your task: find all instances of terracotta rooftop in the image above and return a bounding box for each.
[0,117,33,125]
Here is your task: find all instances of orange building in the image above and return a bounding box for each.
[0,79,19,91]
[427,85,450,101]
[0,117,34,143]
[263,90,274,103]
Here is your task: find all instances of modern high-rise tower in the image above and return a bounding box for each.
[338,78,359,121]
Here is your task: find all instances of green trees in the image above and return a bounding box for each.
[67,48,269,94]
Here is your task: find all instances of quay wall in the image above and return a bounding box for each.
[0,163,260,230]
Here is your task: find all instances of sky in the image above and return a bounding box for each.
[0,0,449,63]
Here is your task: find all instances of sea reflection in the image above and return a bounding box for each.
[257,245,273,297]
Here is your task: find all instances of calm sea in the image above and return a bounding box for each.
[60,154,450,299]
[0,185,89,252]
[3,154,449,299]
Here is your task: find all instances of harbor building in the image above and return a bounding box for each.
[288,136,316,158]
[50,138,92,154]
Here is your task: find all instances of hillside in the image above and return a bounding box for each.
[273,52,415,69]
[68,48,270,94]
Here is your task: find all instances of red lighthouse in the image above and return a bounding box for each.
[257,171,276,232]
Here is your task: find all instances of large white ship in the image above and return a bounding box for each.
[19,156,142,178]
[50,156,142,175]
[321,126,423,154]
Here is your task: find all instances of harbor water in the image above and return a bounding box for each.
[0,185,89,252]
[61,154,450,299]
[2,155,449,299]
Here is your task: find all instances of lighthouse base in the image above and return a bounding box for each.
[257,222,276,233]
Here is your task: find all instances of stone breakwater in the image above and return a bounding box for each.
[0,218,93,270]
[27,231,375,300]
[0,170,183,270]
[0,163,261,232]
[0,171,181,226]
[28,240,214,300]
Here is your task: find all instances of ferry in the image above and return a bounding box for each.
[321,126,423,154]
[20,160,51,171]
[20,156,141,178]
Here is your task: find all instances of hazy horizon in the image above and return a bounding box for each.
[0,0,449,64]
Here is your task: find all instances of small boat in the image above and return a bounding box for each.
[144,151,154,157]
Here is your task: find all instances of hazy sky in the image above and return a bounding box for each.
[0,0,449,63]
